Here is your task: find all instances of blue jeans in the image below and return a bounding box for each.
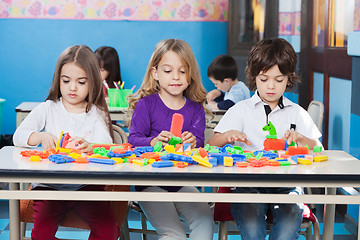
[230,187,304,240]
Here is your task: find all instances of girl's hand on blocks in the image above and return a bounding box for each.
[40,132,58,150]
[68,137,92,153]
[206,89,221,103]
[282,129,304,145]
[181,131,196,148]
[225,130,252,145]
[150,131,173,147]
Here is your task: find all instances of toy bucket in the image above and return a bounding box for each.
[108,89,133,108]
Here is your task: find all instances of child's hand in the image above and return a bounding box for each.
[224,130,252,145]
[40,132,58,150]
[206,89,221,103]
[207,101,219,111]
[181,131,196,148]
[68,137,92,153]
[282,129,304,145]
[150,131,173,147]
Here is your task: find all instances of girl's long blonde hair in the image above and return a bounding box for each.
[128,39,211,118]
[47,45,114,141]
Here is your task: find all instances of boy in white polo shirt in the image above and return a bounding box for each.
[208,38,322,239]
[206,55,250,110]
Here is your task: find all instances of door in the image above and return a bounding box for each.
[299,0,353,149]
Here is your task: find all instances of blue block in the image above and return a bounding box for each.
[231,154,247,162]
[151,161,174,168]
[208,157,218,167]
[88,158,116,165]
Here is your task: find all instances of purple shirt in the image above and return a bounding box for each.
[129,93,206,148]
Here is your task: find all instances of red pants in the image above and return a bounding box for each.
[31,185,120,240]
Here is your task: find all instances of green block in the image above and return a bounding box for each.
[168,136,182,146]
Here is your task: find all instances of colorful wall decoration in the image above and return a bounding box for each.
[278,12,301,36]
[0,0,228,22]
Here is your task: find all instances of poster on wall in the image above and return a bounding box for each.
[0,0,228,22]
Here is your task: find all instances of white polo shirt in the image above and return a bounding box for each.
[214,92,322,151]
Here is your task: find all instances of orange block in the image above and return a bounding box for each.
[263,138,285,151]
[287,146,309,156]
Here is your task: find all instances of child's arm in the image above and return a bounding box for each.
[208,130,252,147]
[13,102,49,148]
[128,99,157,146]
[27,132,58,150]
[282,130,322,150]
[206,89,222,103]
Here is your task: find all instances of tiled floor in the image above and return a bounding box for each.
[0,199,356,239]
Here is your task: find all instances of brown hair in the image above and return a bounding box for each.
[95,46,122,88]
[46,45,114,141]
[128,39,211,117]
[245,38,300,92]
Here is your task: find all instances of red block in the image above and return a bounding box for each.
[170,113,184,137]
[263,138,285,151]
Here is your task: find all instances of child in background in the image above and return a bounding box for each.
[13,45,121,240]
[206,54,250,110]
[95,46,122,99]
[208,39,322,239]
[128,39,214,239]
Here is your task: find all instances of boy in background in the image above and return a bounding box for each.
[206,55,250,110]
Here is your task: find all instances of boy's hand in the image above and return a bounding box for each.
[150,131,173,147]
[207,101,219,111]
[181,131,196,148]
[69,137,92,153]
[40,132,58,150]
[224,130,252,145]
[206,89,221,103]
[282,130,304,145]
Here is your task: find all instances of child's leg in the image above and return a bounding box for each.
[31,199,68,240]
[175,186,214,240]
[73,185,120,240]
[139,186,187,240]
[269,187,304,240]
[230,187,267,240]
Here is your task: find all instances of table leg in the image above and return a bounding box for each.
[322,187,336,240]
[9,183,20,240]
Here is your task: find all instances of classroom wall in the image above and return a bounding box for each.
[278,0,301,103]
[0,19,227,135]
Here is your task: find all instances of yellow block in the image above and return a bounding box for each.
[223,156,233,167]
[68,153,81,159]
[192,156,213,168]
[164,145,175,153]
[56,131,64,149]
[313,155,328,162]
[132,159,144,166]
[112,158,124,164]
[29,156,41,162]
[297,158,313,165]
[58,148,71,153]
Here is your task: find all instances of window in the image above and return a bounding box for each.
[228,0,278,55]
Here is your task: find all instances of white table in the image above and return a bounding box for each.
[1,146,360,239]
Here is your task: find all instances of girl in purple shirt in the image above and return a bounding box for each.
[128,39,214,240]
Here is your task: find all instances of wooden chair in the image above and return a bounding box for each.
[214,187,320,240]
[20,125,130,239]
